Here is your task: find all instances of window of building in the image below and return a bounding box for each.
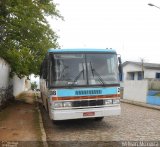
[156,73,160,79]
[131,72,134,80]
[127,72,135,80]
[138,71,143,80]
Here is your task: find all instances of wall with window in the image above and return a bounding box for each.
[144,69,160,79]
[123,64,160,81]
[123,64,142,80]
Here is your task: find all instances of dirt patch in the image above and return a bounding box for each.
[16,91,35,104]
[0,92,42,143]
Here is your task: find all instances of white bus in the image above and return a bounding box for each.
[40,48,121,122]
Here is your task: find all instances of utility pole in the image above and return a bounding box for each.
[140,58,144,79]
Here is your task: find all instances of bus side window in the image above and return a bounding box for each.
[43,60,47,79]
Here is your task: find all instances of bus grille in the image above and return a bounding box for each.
[72,99,104,107]
[75,90,102,96]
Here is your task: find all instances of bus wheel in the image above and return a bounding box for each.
[46,100,49,112]
[94,117,104,121]
[52,120,61,125]
[40,92,43,101]
[40,93,45,108]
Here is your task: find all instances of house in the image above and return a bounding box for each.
[122,61,160,106]
[122,61,160,81]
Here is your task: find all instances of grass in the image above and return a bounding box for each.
[155,93,160,97]
[0,92,44,147]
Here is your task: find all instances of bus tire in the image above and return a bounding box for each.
[94,117,104,121]
[40,92,43,102]
[46,100,49,112]
[52,120,61,125]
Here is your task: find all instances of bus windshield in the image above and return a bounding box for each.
[49,53,119,87]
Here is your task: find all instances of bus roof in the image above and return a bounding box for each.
[48,48,116,53]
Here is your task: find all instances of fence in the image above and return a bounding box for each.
[148,80,160,90]
[123,80,148,103]
[123,79,160,106]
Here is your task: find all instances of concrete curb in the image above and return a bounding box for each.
[35,92,48,147]
[121,99,160,111]
[37,108,48,147]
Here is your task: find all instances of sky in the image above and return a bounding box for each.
[47,0,160,64]
[30,74,40,88]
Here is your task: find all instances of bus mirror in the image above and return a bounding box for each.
[118,56,122,81]
[118,57,122,64]
[118,64,122,74]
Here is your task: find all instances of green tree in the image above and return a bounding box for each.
[0,0,62,77]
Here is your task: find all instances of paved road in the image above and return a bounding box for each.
[39,102,160,146]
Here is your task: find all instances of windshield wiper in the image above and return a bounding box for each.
[59,65,68,80]
[72,62,85,85]
[90,62,106,86]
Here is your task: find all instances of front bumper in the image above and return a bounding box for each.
[50,105,121,120]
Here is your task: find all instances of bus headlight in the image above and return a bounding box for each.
[113,99,120,104]
[54,102,63,108]
[105,99,112,105]
[63,102,72,107]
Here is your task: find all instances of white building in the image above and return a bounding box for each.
[122,61,160,81]
[122,61,160,105]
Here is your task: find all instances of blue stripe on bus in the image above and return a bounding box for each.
[48,48,116,53]
[56,87,118,97]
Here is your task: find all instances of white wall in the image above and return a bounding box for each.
[0,58,31,100]
[13,75,31,97]
[13,75,26,97]
[123,80,148,103]
[0,58,10,88]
